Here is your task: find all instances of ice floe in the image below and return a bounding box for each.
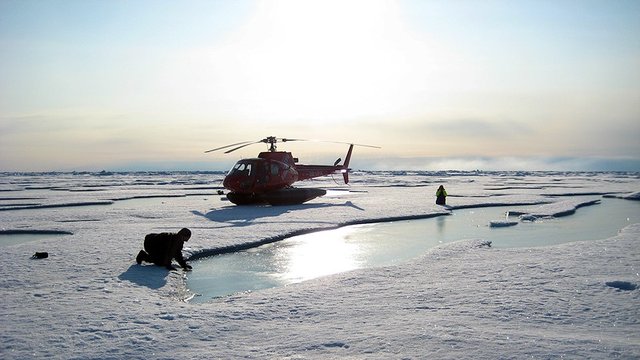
[0,171,638,359]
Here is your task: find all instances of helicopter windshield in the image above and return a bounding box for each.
[228,162,253,177]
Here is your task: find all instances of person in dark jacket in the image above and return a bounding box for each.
[435,185,447,205]
[136,228,192,271]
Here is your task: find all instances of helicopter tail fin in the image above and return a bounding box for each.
[342,144,354,184]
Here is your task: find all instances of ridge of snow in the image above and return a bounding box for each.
[508,198,601,219]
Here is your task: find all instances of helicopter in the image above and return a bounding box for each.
[205,136,378,205]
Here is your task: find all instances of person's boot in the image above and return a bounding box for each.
[136,250,148,265]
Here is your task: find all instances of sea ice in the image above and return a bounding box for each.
[488,220,519,227]
[0,171,638,359]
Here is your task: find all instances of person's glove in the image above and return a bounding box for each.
[183,264,193,271]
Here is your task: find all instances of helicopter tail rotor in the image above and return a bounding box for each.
[341,144,354,184]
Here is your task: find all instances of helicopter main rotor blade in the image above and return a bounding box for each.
[205,137,280,154]
[204,140,256,153]
[348,142,382,149]
[292,139,381,149]
[205,136,381,155]
[224,141,263,153]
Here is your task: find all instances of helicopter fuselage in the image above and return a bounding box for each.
[222,151,346,195]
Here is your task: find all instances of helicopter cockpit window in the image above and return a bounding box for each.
[230,162,252,176]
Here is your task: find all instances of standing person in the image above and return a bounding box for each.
[136,228,193,271]
[436,185,447,205]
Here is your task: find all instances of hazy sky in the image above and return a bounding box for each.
[1,0,639,171]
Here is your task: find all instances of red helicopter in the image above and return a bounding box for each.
[205,136,378,205]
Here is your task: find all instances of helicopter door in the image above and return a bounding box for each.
[254,162,269,188]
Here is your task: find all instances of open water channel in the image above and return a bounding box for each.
[188,197,639,302]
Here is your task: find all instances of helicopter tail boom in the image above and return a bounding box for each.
[295,144,354,184]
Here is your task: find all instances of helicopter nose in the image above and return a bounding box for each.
[223,176,239,191]
[223,176,250,192]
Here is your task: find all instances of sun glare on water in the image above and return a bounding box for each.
[273,228,362,282]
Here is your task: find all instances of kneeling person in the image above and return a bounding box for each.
[136,228,192,271]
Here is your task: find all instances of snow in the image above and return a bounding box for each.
[1,171,639,359]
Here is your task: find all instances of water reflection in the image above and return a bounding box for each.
[436,216,445,237]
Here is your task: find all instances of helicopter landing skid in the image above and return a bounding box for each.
[227,188,327,206]
[225,192,262,205]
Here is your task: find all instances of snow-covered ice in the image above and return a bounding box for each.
[488,220,519,227]
[0,171,639,359]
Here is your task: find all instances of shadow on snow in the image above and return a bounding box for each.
[118,264,170,290]
[191,201,365,226]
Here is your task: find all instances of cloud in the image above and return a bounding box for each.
[425,118,534,138]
